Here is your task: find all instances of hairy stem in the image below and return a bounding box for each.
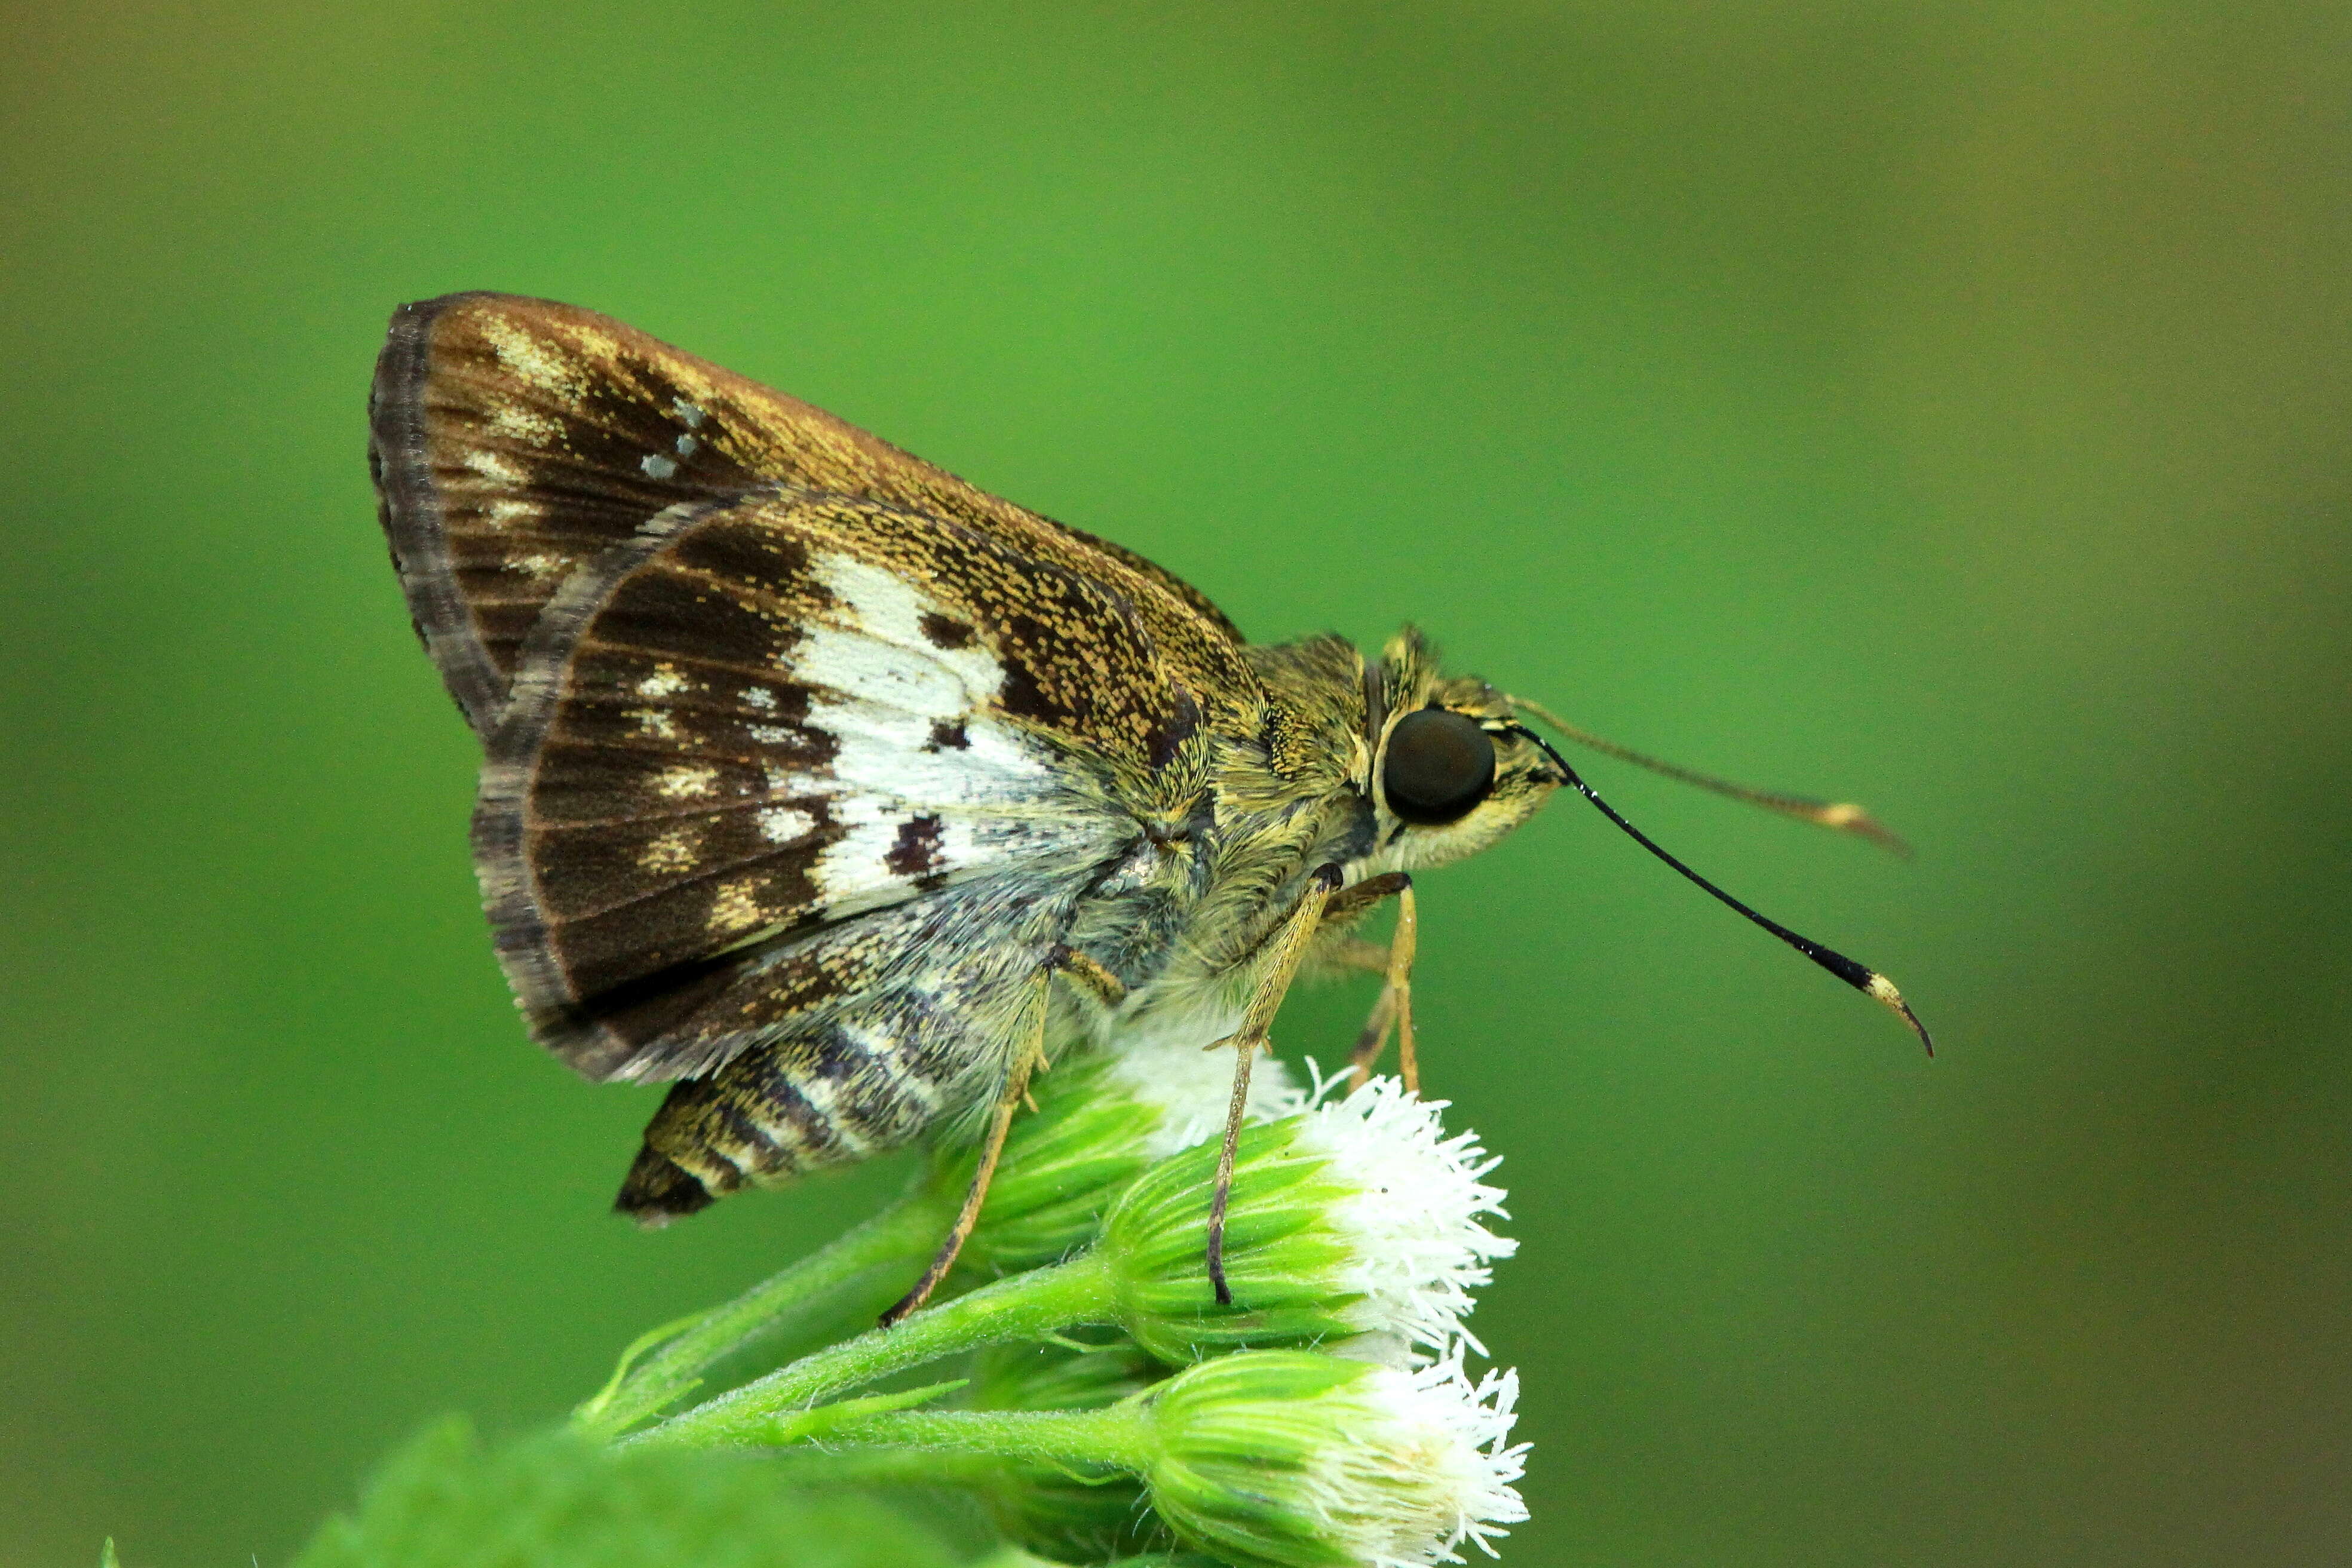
[631,1251,1118,1452]
[574,1187,953,1435]
[775,1403,1157,1473]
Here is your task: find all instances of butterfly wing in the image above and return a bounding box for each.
[476,487,1204,1087]
[370,292,1246,733]
[377,294,1275,1211]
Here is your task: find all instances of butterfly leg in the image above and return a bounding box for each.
[1343,876,1418,1093]
[1048,942,1129,1009]
[879,976,1054,1328]
[1205,864,1344,1305]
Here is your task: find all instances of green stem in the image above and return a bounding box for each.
[785,1403,1157,1473]
[632,1250,1118,1452]
[574,1187,953,1435]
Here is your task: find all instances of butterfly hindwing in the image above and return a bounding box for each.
[370,293,1250,733]
[476,489,1194,1085]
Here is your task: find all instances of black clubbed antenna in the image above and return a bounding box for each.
[1503,721,1933,1055]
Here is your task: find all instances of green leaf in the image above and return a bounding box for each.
[295,1417,971,1568]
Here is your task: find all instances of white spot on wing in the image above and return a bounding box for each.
[658,765,719,799]
[628,707,680,741]
[795,555,1006,720]
[488,402,562,443]
[675,433,699,457]
[757,805,816,843]
[738,551,1123,913]
[673,398,706,428]
[641,453,679,480]
[636,665,688,698]
[742,686,777,711]
[464,449,528,484]
[480,317,585,396]
[818,796,907,897]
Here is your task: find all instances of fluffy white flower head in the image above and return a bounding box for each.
[1095,1062,1514,1364]
[1145,1348,1531,1568]
[1322,1354,1531,1567]
[1281,1067,1517,1358]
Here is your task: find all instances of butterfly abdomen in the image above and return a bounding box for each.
[611,882,1086,1221]
[617,1023,941,1221]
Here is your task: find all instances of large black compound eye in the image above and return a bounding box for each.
[1381,708,1498,825]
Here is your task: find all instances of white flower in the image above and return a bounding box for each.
[1349,1352,1531,1566]
[1142,1348,1531,1568]
[1278,1067,1516,1358]
[1096,1072,1513,1365]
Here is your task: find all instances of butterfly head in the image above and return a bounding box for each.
[1363,626,1564,871]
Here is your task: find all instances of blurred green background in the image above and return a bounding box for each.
[5,3,2349,1564]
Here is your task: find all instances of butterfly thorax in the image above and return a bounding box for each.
[1055,634,1379,1039]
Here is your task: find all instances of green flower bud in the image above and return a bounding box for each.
[1098,1077,1513,1365]
[934,1024,1301,1274]
[1140,1349,1528,1568]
